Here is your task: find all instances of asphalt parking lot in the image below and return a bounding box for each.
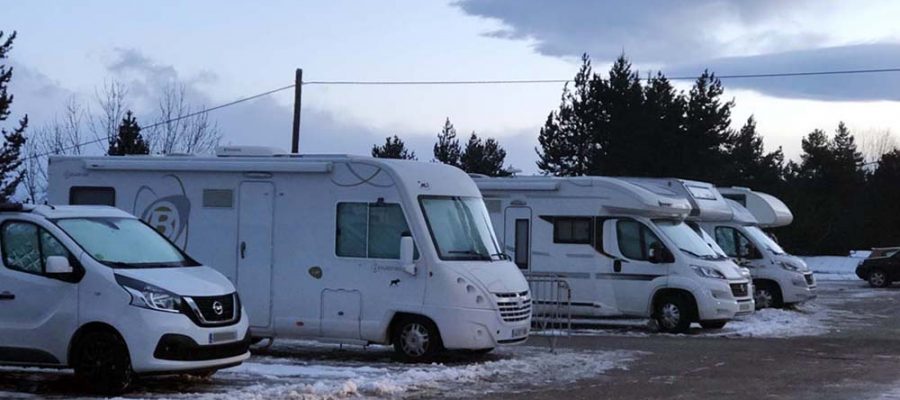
[1,279,899,399]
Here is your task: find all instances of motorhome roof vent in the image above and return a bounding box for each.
[216,146,286,157]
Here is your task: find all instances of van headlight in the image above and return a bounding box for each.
[691,265,726,279]
[115,275,182,313]
[778,261,802,272]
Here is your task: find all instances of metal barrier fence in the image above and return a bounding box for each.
[526,274,572,351]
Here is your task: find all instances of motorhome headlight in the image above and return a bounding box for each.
[778,261,802,272]
[691,265,726,280]
[740,267,752,279]
[115,275,182,313]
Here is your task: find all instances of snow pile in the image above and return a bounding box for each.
[197,347,639,399]
[711,303,830,338]
[803,256,861,281]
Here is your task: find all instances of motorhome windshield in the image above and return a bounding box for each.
[55,218,197,268]
[420,196,503,261]
[654,220,723,260]
[744,225,786,255]
[687,222,728,258]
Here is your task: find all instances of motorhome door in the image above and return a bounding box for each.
[237,181,274,328]
[503,206,532,270]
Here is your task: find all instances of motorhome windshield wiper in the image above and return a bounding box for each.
[448,250,492,261]
[490,253,509,261]
[679,248,714,260]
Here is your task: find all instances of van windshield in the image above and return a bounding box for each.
[744,225,786,255]
[654,220,724,260]
[55,218,197,268]
[687,222,728,258]
[420,196,503,261]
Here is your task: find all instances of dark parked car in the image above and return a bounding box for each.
[856,247,900,288]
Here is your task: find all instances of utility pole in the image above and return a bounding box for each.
[291,68,303,153]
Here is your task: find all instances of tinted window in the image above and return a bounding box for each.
[553,217,592,244]
[336,202,415,259]
[715,226,759,259]
[69,187,115,206]
[2,222,70,275]
[616,220,662,261]
[514,219,529,269]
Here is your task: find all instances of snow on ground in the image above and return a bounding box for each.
[803,256,861,281]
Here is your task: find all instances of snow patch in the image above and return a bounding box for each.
[803,256,861,281]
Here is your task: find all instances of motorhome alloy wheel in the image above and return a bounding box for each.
[399,322,431,357]
[869,270,889,288]
[754,283,783,309]
[655,295,692,333]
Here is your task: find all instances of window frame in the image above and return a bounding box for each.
[552,217,593,244]
[615,219,664,262]
[0,219,78,280]
[69,186,116,207]
[334,201,417,261]
[715,226,760,259]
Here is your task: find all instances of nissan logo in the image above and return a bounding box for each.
[212,301,224,316]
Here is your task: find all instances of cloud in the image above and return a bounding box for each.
[667,43,900,101]
[455,0,821,62]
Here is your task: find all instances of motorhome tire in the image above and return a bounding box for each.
[754,281,783,309]
[868,269,890,288]
[72,330,134,395]
[700,321,727,330]
[654,295,692,334]
[392,317,443,361]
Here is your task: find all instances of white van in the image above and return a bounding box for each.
[703,187,816,308]
[0,204,249,394]
[473,176,753,333]
[47,148,531,360]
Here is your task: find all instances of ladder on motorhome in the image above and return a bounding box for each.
[526,274,572,351]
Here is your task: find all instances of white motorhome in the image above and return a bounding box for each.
[704,187,816,308]
[47,148,531,360]
[0,204,249,394]
[473,176,754,333]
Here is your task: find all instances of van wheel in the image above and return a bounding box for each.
[700,321,727,330]
[73,330,134,395]
[654,295,692,334]
[754,282,783,309]
[868,269,890,288]
[393,317,442,361]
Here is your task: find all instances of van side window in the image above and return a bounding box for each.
[553,217,592,244]
[616,220,662,261]
[715,227,757,258]
[69,187,116,206]
[1,222,70,275]
[336,202,416,259]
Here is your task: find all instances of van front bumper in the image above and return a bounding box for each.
[120,306,250,374]
[696,279,754,321]
[780,272,817,304]
[423,305,530,350]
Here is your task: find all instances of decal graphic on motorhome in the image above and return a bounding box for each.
[132,175,191,248]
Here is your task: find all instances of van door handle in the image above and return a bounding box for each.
[613,259,622,273]
[240,242,247,259]
[0,292,15,300]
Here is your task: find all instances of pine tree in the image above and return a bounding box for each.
[865,150,900,247]
[682,70,734,183]
[433,118,461,166]
[108,111,149,156]
[0,31,27,202]
[372,135,416,160]
[460,132,511,176]
[640,72,686,177]
[723,116,784,189]
[595,54,644,176]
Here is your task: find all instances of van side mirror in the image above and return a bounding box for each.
[648,242,674,264]
[400,236,416,275]
[46,256,73,274]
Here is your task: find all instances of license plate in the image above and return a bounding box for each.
[209,331,237,344]
[512,327,529,337]
[740,303,751,311]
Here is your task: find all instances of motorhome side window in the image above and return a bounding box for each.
[616,220,662,261]
[335,202,415,259]
[715,227,757,259]
[69,186,116,206]
[1,222,69,275]
[553,217,592,244]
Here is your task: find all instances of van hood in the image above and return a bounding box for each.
[773,254,810,272]
[705,260,746,280]
[452,261,529,294]
[114,266,235,297]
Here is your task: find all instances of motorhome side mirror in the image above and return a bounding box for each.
[400,236,416,275]
[45,256,73,274]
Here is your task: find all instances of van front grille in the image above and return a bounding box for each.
[494,291,532,323]
[730,283,749,298]
[182,293,240,327]
[804,273,815,286]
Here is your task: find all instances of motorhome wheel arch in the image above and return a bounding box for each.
[48,149,531,359]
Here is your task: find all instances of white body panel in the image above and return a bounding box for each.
[475,176,754,323]
[718,187,793,228]
[48,154,531,350]
[0,206,249,374]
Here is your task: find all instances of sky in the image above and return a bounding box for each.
[3,0,900,173]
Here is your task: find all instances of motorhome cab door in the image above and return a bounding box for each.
[603,219,667,315]
[237,181,275,329]
[503,206,532,271]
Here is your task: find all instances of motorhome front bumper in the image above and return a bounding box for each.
[424,305,531,350]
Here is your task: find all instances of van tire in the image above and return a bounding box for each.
[72,330,134,395]
[654,294,693,334]
[754,281,784,309]
[700,321,727,330]
[868,269,890,288]
[392,316,443,361]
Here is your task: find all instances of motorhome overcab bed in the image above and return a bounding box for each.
[47,148,531,359]
[473,176,753,333]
